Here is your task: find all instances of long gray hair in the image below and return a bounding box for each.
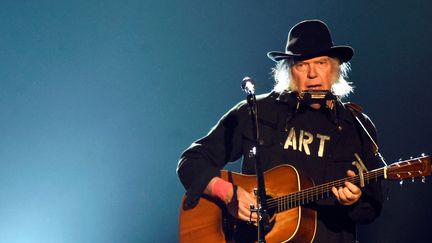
[272,58,353,98]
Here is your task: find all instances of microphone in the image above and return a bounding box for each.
[241,76,255,95]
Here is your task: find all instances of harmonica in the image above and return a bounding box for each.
[297,90,333,100]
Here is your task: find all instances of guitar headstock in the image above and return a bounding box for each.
[385,155,431,180]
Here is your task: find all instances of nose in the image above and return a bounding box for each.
[307,64,317,79]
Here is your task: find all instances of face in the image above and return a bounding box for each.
[290,56,339,92]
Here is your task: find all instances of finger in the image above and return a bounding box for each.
[239,191,257,210]
[238,205,254,221]
[236,197,258,221]
[243,192,258,213]
[342,187,356,201]
[337,187,349,203]
[346,170,356,177]
[227,186,256,221]
[242,201,258,220]
[344,181,362,196]
[331,186,340,201]
[238,208,257,221]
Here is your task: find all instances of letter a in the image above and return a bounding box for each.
[284,127,297,150]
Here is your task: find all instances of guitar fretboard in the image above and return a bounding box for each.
[266,168,384,212]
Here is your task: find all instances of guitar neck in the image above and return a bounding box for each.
[268,168,384,212]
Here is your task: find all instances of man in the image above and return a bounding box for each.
[177,20,383,242]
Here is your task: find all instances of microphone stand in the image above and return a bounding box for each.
[242,78,270,242]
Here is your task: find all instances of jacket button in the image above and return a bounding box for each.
[337,125,343,131]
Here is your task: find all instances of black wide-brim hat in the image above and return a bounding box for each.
[267,20,354,63]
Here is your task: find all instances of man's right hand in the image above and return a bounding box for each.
[205,177,258,222]
[225,185,258,222]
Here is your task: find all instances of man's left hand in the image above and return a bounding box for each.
[331,170,362,206]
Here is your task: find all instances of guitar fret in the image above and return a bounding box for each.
[278,196,281,212]
[290,194,293,208]
[266,156,430,214]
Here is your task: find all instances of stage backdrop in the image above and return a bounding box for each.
[0,1,430,242]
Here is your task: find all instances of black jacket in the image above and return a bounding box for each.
[177,91,383,243]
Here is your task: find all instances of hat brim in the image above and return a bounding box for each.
[267,46,354,63]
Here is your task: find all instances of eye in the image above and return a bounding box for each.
[293,62,309,72]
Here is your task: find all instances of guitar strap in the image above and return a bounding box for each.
[344,102,387,166]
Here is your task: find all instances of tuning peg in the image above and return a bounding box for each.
[398,158,402,161]
[410,156,413,159]
[422,176,426,183]
[421,153,425,157]
[399,180,404,186]
[412,177,415,183]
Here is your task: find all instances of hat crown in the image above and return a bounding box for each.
[267,19,353,62]
[286,20,334,55]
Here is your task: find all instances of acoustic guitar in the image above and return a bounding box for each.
[179,155,431,243]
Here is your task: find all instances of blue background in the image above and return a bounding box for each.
[0,1,431,242]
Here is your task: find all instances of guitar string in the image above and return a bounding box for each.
[266,169,383,208]
[248,159,425,211]
[265,169,384,210]
[266,171,381,210]
[269,160,425,210]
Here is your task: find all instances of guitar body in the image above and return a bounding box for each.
[179,165,317,243]
[179,155,432,242]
